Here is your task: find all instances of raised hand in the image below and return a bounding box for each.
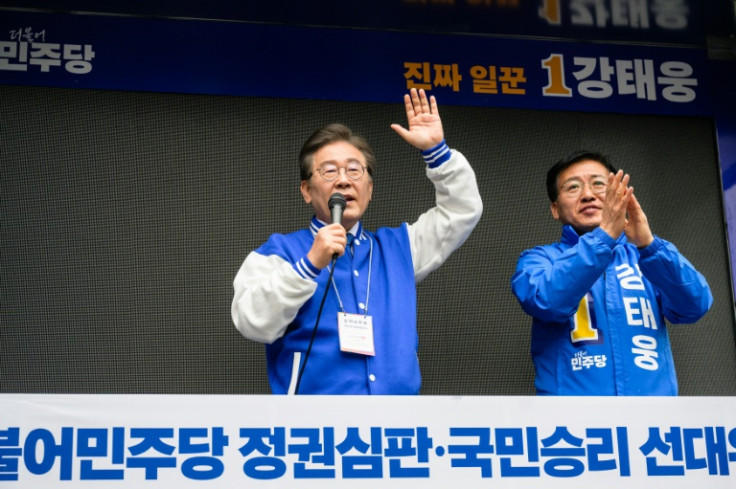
[625,192,654,248]
[599,170,633,240]
[390,88,444,151]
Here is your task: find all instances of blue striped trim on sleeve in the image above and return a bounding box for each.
[293,256,320,279]
[421,140,450,169]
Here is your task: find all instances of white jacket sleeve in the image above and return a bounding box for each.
[408,146,483,283]
[231,252,317,344]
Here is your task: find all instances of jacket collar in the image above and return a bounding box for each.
[309,216,364,241]
[560,224,626,246]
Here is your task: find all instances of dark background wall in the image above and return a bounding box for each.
[2,84,734,395]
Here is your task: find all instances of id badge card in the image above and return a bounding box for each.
[338,312,375,356]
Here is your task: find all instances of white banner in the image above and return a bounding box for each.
[2,394,735,487]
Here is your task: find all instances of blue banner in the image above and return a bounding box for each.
[0,0,722,44]
[0,11,712,116]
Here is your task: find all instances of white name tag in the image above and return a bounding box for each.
[337,312,375,356]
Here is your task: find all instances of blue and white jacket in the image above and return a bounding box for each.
[232,143,482,394]
[511,225,712,396]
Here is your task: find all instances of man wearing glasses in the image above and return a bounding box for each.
[511,151,712,396]
[232,89,482,394]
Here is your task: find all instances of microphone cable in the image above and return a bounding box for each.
[293,255,337,395]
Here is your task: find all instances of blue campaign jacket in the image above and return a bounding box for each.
[232,144,483,395]
[511,225,712,396]
[255,220,420,395]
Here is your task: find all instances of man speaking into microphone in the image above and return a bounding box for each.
[231,89,483,395]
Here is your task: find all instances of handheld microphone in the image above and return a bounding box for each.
[294,193,346,394]
[328,193,347,225]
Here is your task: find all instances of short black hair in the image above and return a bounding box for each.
[546,150,616,201]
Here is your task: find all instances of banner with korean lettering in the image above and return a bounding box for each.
[2,394,735,487]
[0,0,716,45]
[0,11,712,116]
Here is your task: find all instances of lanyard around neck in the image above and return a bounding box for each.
[328,234,373,315]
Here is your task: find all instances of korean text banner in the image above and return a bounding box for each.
[0,11,712,116]
[0,0,717,44]
[2,394,736,487]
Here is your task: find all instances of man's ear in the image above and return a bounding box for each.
[300,180,312,204]
[550,201,560,221]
